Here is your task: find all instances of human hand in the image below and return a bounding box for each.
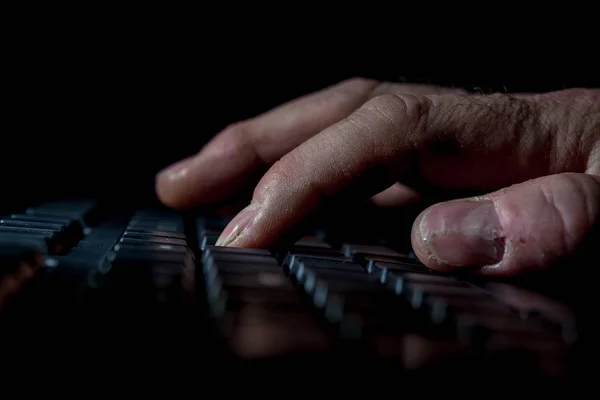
[155,78,599,276]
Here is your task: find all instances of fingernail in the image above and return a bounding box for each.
[157,156,195,182]
[216,203,259,246]
[419,200,505,267]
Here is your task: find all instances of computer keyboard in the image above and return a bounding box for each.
[0,199,583,378]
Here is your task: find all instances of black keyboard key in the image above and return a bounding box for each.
[113,242,189,254]
[1,220,65,231]
[342,243,408,259]
[122,230,186,240]
[293,236,332,249]
[119,236,187,246]
[205,253,278,267]
[284,254,365,275]
[0,232,59,254]
[202,246,274,265]
[9,214,73,225]
[5,215,85,243]
[203,245,271,258]
[285,249,347,262]
[367,261,433,280]
[128,212,184,233]
[102,248,193,271]
[364,255,426,267]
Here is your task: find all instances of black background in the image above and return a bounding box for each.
[3,10,599,210]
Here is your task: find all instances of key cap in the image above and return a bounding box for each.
[342,243,408,259]
[203,245,271,258]
[204,253,278,268]
[367,261,433,279]
[122,230,186,240]
[101,248,193,273]
[293,236,332,249]
[0,221,83,254]
[284,249,348,263]
[0,232,59,254]
[284,254,365,275]
[113,242,189,254]
[119,236,187,246]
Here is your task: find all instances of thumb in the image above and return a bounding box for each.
[411,172,600,276]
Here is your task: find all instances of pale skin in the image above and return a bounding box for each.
[155,78,599,277]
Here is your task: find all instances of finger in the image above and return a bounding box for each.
[214,89,598,249]
[155,79,466,210]
[411,172,600,276]
[155,78,378,209]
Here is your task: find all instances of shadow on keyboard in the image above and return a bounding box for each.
[0,198,587,381]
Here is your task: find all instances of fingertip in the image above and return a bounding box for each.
[155,156,196,210]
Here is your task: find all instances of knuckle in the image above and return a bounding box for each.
[218,121,264,164]
[222,121,251,143]
[370,93,431,138]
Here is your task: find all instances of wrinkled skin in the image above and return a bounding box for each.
[156,78,599,277]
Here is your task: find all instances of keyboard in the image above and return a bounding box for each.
[0,199,585,379]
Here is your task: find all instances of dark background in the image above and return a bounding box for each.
[3,12,599,210]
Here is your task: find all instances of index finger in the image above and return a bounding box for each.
[155,78,378,209]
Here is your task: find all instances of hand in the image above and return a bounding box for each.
[155,78,599,277]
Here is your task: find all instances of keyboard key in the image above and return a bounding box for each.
[285,249,347,262]
[367,261,433,279]
[122,230,186,240]
[0,231,59,254]
[203,251,277,267]
[120,235,187,246]
[283,254,365,274]
[293,236,332,249]
[113,242,189,254]
[203,245,271,258]
[342,243,408,259]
